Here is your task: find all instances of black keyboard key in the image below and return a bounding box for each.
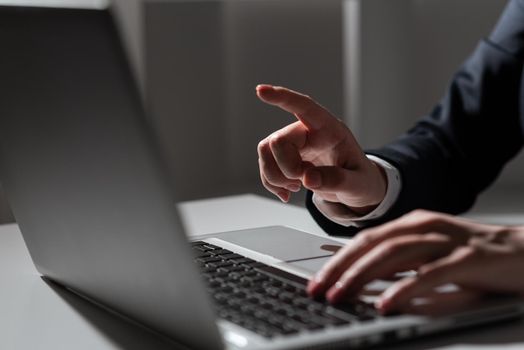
[265,286,281,297]
[244,269,258,277]
[211,249,234,256]
[227,299,243,311]
[240,304,257,315]
[227,272,243,280]
[201,266,217,273]
[278,292,294,303]
[233,290,247,299]
[250,274,270,284]
[197,256,222,264]
[228,265,248,272]
[306,302,325,313]
[292,297,311,309]
[247,296,260,305]
[282,284,296,292]
[220,286,235,294]
[193,245,210,253]
[208,280,222,288]
[224,254,245,260]
[207,260,234,268]
[268,279,282,287]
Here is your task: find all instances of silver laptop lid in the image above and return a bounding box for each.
[0,4,222,349]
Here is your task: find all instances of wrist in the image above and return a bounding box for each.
[349,160,387,214]
[311,155,401,227]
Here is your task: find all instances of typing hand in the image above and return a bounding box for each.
[256,84,386,215]
[307,209,524,314]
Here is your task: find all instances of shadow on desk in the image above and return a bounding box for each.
[42,278,188,350]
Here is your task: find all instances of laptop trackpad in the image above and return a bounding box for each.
[212,226,344,262]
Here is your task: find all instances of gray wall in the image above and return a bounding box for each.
[141,0,345,200]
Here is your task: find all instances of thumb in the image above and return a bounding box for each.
[303,166,356,193]
[303,165,384,207]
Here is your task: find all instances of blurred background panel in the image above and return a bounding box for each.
[0,0,517,223]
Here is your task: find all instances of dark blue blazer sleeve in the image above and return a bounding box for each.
[307,0,524,236]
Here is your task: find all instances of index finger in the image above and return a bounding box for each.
[256,84,331,131]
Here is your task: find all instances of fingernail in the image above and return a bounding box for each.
[376,296,393,313]
[256,84,275,94]
[326,289,338,303]
[278,191,290,202]
[306,170,322,189]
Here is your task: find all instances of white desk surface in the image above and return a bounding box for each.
[1,193,523,350]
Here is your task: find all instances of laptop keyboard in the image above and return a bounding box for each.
[191,241,378,338]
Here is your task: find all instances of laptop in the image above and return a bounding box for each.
[0,2,522,349]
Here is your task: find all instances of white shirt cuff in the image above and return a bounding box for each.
[312,155,401,227]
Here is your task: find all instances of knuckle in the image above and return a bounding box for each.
[257,139,269,155]
[403,209,442,228]
[269,133,286,149]
[354,230,376,247]
[406,209,431,219]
